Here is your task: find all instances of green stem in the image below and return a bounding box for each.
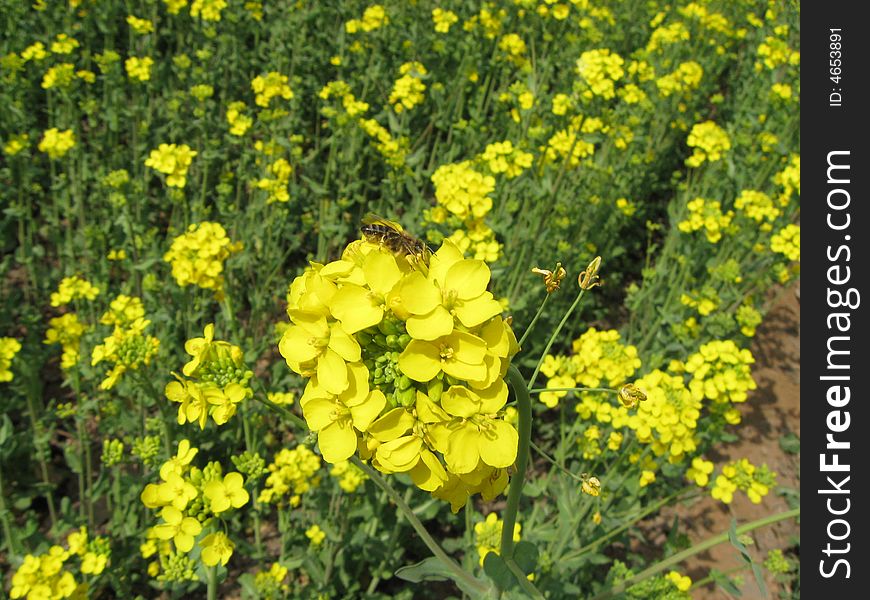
[207,565,217,600]
[589,508,801,600]
[255,393,308,431]
[528,289,586,391]
[528,387,616,395]
[350,458,488,596]
[517,293,549,349]
[0,467,19,555]
[499,367,543,594]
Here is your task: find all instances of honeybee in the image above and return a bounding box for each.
[360,214,432,267]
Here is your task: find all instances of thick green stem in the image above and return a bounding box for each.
[589,508,800,600]
[350,458,488,596]
[207,565,217,600]
[501,366,532,560]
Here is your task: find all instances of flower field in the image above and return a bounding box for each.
[1,0,800,598]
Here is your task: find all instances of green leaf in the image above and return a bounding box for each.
[710,569,742,596]
[483,552,515,591]
[394,557,451,583]
[513,541,539,575]
[778,433,800,455]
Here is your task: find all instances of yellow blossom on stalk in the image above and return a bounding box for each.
[226,101,253,136]
[91,316,160,390]
[99,294,145,327]
[475,512,520,566]
[432,8,458,33]
[736,305,763,337]
[163,223,241,297]
[680,288,720,317]
[38,128,76,159]
[646,22,690,53]
[164,0,188,14]
[346,4,388,33]
[479,140,533,179]
[125,56,153,81]
[200,532,234,566]
[0,337,22,382]
[357,118,409,168]
[685,121,731,167]
[678,197,734,243]
[145,143,196,188]
[252,72,294,107]
[639,470,656,487]
[305,525,326,546]
[50,34,79,54]
[330,460,368,492]
[254,563,290,598]
[44,313,87,369]
[498,33,528,67]
[165,324,253,427]
[431,161,496,219]
[655,61,704,98]
[190,0,227,21]
[280,236,517,510]
[774,154,800,205]
[4,133,29,156]
[770,224,800,261]
[631,370,701,463]
[684,340,756,405]
[666,571,692,592]
[21,41,48,61]
[259,445,322,506]
[9,545,87,599]
[576,48,624,99]
[127,15,154,33]
[256,158,293,203]
[389,62,427,113]
[552,93,572,115]
[267,391,295,406]
[711,459,776,504]
[686,457,715,487]
[204,472,250,513]
[543,129,595,167]
[734,189,780,228]
[50,275,100,307]
[446,221,503,264]
[42,63,75,89]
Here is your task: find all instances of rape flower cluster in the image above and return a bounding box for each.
[631,369,701,463]
[259,445,322,506]
[684,340,756,405]
[253,563,290,599]
[38,128,76,159]
[125,56,153,81]
[345,5,388,33]
[770,224,800,261]
[710,458,775,504]
[279,237,519,511]
[256,158,293,203]
[540,328,641,409]
[190,0,227,21]
[163,222,242,298]
[330,460,368,493]
[480,140,533,180]
[50,276,100,307]
[734,189,779,228]
[44,313,87,369]
[736,304,763,337]
[0,337,22,381]
[91,296,160,390]
[164,324,253,428]
[141,439,249,571]
[576,49,624,100]
[252,72,294,107]
[474,512,521,566]
[226,101,253,136]
[685,121,731,167]
[389,62,427,113]
[145,143,196,188]
[655,61,704,97]
[677,197,733,243]
[432,8,459,33]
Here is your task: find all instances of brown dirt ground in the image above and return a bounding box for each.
[639,284,800,599]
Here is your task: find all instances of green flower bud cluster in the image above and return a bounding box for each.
[132,435,162,468]
[101,439,124,467]
[199,355,253,388]
[157,553,198,583]
[232,450,267,481]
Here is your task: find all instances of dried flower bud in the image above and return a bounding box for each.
[618,383,647,408]
[532,262,568,293]
[578,256,602,290]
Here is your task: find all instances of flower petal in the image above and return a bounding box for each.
[406,305,454,340]
[318,419,357,463]
[478,420,518,468]
[398,340,442,382]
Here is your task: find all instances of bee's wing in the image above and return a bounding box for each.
[362,213,404,232]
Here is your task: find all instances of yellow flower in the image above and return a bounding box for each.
[50,34,79,54]
[432,8,458,33]
[666,571,692,592]
[200,532,234,566]
[204,472,250,513]
[126,15,154,34]
[125,56,153,81]
[305,524,326,546]
[685,121,731,167]
[38,128,76,159]
[152,507,202,552]
[474,512,520,566]
[190,0,227,21]
[145,143,196,188]
[252,72,294,107]
[1,337,22,382]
